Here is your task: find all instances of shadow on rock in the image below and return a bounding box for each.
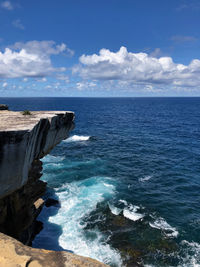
[32,187,73,253]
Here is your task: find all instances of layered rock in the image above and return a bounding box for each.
[0,159,46,244]
[0,110,74,198]
[0,110,75,243]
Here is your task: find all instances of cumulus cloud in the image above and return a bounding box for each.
[73,46,200,89]
[149,48,163,58]
[11,40,74,56]
[0,40,73,78]
[12,19,25,30]
[1,1,13,10]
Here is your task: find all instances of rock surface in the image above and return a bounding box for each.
[0,159,46,244]
[0,232,108,267]
[0,104,8,110]
[0,110,74,198]
[0,110,74,241]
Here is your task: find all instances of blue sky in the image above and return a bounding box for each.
[0,0,200,97]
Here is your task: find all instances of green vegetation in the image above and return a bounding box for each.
[22,110,32,115]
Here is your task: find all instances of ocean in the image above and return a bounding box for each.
[1,97,200,266]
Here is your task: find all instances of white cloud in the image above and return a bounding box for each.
[76,81,97,90]
[56,74,70,83]
[0,40,73,78]
[150,48,163,58]
[2,82,7,88]
[12,40,74,57]
[45,85,52,89]
[73,46,200,89]
[1,1,13,10]
[12,19,25,30]
[36,77,47,82]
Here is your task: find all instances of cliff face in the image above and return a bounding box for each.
[0,111,75,243]
[0,110,107,266]
[0,110,74,198]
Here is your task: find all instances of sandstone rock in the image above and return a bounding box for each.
[0,110,74,198]
[34,198,45,210]
[0,111,74,244]
[0,159,47,244]
[0,104,8,110]
[0,232,108,267]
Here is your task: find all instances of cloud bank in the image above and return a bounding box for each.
[0,41,73,78]
[74,46,200,89]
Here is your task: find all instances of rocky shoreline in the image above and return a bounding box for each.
[0,109,108,267]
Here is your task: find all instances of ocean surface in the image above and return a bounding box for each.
[1,97,200,267]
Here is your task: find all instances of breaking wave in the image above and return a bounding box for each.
[34,176,122,266]
[149,217,179,238]
[64,135,90,142]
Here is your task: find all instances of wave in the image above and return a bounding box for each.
[34,176,122,266]
[109,199,144,222]
[108,202,122,216]
[123,206,144,221]
[149,217,178,238]
[139,175,152,182]
[144,240,200,267]
[42,154,65,163]
[64,135,90,142]
[178,240,200,267]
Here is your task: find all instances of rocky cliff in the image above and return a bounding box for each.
[0,110,108,267]
[0,110,74,198]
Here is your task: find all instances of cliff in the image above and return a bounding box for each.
[0,110,108,267]
[0,110,74,198]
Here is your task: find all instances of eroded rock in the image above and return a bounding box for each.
[0,232,108,267]
[0,104,8,110]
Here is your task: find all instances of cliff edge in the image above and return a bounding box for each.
[0,110,74,198]
[0,110,108,267]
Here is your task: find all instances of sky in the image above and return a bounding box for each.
[0,0,200,97]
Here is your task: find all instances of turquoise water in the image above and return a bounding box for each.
[2,97,200,266]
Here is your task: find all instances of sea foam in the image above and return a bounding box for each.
[178,240,200,267]
[149,217,178,238]
[35,176,122,266]
[139,175,152,182]
[109,199,144,221]
[64,135,90,142]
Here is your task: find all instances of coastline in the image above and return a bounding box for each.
[0,109,107,267]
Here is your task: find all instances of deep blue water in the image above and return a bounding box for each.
[1,97,200,266]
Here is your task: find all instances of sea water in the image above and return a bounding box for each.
[2,97,200,266]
